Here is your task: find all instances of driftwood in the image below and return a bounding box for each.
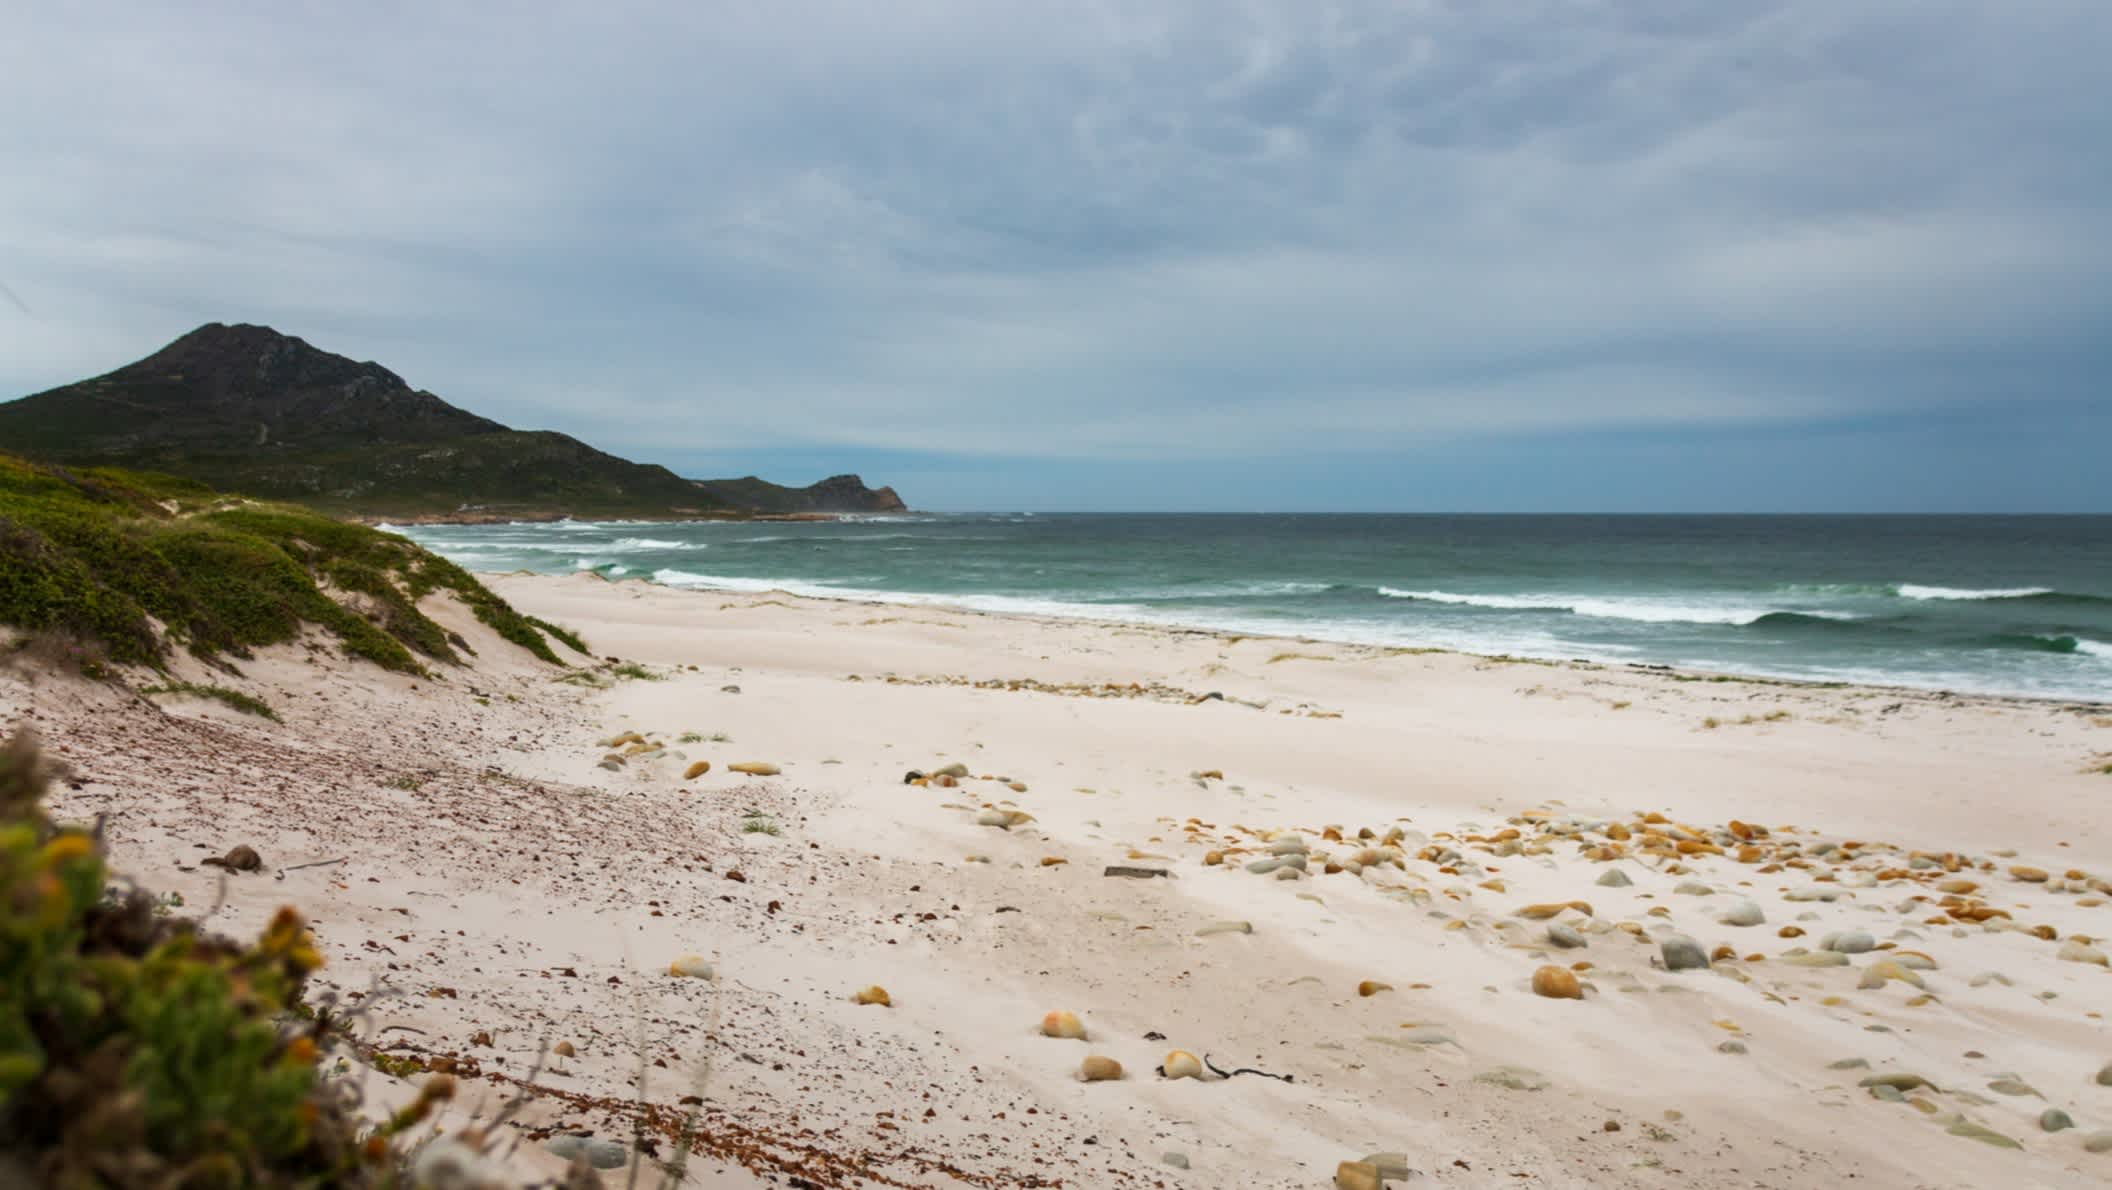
[1102,866,1170,879]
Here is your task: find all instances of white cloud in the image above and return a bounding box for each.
[0,0,2105,474]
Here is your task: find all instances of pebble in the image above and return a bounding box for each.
[1674,880,1714,896]
[1783,951,1849,968]
[1858,960,1926,990]
[545,1136,629,1169]
[1162,1153,1190,1170]
[2098,1060,2112,1087]
[1041,1011,1087,1040]
[1860,1073,1935,1092]
[1721,901,1765,927]
[1823,931,1876,954]
[1945,1119,2022,1149]
[1161,1050,1203,1079]
[2059,939,2109,966]
[1718,1040,1748,1055]
[666,955,715,979]
[1474,1065,1550,1091]
[1245,855,1306,875]
[1362,1153,1415,1181]
[1532,965,1584,1000]
[415,1138,510,1185]
[2085,1131,2112,1154]
[1660,936,1710,972]
[1595,868,1633,888]
[1194,920,1253,937]
[1268,836,1309,855]
[728,761,780,776]
[1081,1055,1124,1082]
[1548,923,1588,949]
[1785,887,1844,903]
[682,760,711,780]
[1335,1161,1381,1190]
[1828,1057,1871,1070]
[1868,1084,1905,1102]
[2042,1109,2075,1133]
[1986,1078,2039,1097]
[852,986,891,1007]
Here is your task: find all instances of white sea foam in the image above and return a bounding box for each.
[1373,588,1852,627]
[2079,638,2112,660]
[1896,584,2054,601]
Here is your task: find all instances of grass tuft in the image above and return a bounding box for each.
[139,681,279,721]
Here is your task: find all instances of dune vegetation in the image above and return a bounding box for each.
[0,452,583,676]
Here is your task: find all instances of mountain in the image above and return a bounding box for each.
[0,324,907,520]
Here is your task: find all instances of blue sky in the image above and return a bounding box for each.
[2,2,2108,511]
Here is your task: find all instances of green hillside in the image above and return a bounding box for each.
[0,451,583,674]
[0,323,904,520]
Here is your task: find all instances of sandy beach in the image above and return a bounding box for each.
[12,571,2112,1188]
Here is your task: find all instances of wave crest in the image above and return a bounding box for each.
[1896,584,2055,601]
[1376,588,1859,628]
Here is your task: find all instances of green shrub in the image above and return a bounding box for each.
[0,731,439,1185]
[0,452,570,674]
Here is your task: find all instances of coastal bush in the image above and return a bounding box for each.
[0,451,572,674]
[525,616,588,656]
[0,731,438,1185]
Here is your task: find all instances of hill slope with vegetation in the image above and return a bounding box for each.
[0,451,584,675]
[0,323,905,521]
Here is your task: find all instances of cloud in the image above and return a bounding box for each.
[0,1,2106,499]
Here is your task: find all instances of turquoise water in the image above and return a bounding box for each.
[391,514,2112,703]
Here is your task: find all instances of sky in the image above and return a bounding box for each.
[2,1,2108,512]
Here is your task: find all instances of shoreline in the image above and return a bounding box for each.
[355,509,900,527]
[493,567,2112,713]
[14,571,2111,1185]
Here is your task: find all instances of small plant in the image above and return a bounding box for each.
[0,730,433,1185]
[139,681,280,721]
[553,670,610,689]
[677,731,704,744]
[740,810,780,836]
[1609,700,1632,710]
[1701,716,1721,730]
[524,615,588,655]
[386,774,425,792]
[609,662,662,682]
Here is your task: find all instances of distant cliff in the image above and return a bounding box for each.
[0,323,907,520]
[692,473,904,515]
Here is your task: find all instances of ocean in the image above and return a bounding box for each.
[389,514,2112,703]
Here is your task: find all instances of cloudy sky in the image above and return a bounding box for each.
[3,1,2107,511]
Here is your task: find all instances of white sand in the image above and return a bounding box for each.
[13,570,2112,1187]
